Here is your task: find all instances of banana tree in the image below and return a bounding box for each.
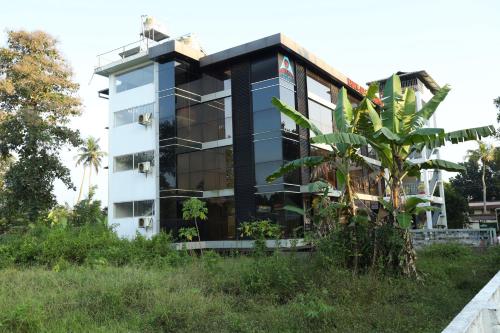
[354,74,495,276]
[267,88,372,219]
[267,73,495,277]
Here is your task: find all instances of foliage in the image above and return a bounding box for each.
[269,73,495,277]
[71,186,106,226]
[444,183,469,228]
[495,96,500,138]
[178,227,198,242]
[75,137,106,202]
[0,223,181,269]
[239,219,282,253]
[0,30,82,222]
[181,198,208,245]
[450,150,500,202]
[0,244,498,332]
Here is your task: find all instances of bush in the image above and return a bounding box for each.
[420,243,473,259]
[0,224,179,268]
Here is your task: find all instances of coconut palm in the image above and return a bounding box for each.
[467,141,496,214]
[268,73,496,277]
[75,137,106,202]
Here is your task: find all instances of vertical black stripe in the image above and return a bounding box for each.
[231,61,256,227]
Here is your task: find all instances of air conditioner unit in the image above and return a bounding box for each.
[138,217,153,229]
[138,161,151,174]
[138,113,152,126]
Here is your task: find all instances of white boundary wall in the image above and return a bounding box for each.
[442,271,500,333]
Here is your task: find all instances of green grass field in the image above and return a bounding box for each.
[0,243,498,333]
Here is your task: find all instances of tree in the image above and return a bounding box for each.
[444,183,469,228]
[494,97,500,138]
[450,153,500,202]
[0,30,81,221]
[466,141,496,213]
[75,137,106,202]
[269,73,496,277]
[181,198,208,247]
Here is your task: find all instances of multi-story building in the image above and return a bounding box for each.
[95,22,446,240]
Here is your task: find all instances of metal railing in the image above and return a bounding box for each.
[410,228,497,247]
[95,38,160,70]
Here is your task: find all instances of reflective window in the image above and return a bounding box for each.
[114,200,154,218]
[254,138,282,164]
[252,87,278,112]
[251,56,278,83]
[308,99,333,136]
[115,65,154,93]
[255,161,283,185]
[114,103,154,127]
[114,155,133,172]
[114,202,133,218]
[114,150,154,172]
[176,147,234,191]
[134,151,154,169]
[307,75,331,102]
[134,200,154,217]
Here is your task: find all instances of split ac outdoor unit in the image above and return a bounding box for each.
[138,217,153,229]
[138,161,151,174]
[138,112,152,126]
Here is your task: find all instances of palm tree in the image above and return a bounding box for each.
[75,137,106,202]
[467,141,496,214]
[269,73,496,277]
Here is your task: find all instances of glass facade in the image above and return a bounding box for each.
[150,51,380,241]
[158,58,235,240]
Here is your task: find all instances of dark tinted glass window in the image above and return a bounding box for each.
[115,65,154,93]
[252,87,278,112]
[251,56,278,83]
[159,147,176,190]
[254,138,282,164]
[253,108,281,134]
[255,161,283,185]
[158,61,175,92]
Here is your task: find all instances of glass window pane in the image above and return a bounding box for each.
[115,64,154,93]
[134,200,154,217]
[134,150,154,169]
[253,108,281,134]
[307,75,331,102]
[114,202,133,218]
[255,161,283,185]
[114,109,134,127]
[254,138,282,164]
[251,56,278,83]
[114,155,133,172]
[252,88,278,112]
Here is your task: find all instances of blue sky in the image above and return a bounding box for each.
[1,0,499,205]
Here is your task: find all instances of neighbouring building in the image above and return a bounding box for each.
[95,18,447,240]
[468,201,500,230]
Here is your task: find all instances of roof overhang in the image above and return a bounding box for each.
[200,33,366,99]
[368,70,441,95]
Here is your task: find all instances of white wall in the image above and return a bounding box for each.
[107,62,157,239]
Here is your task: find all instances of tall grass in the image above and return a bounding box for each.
[0,224,498,332]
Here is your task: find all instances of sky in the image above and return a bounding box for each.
[1,0,499,206]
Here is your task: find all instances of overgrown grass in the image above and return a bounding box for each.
[0,225,498,332]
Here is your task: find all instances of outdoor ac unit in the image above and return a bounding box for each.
[138,217,153,229]
[138,161,151,174]
[138,113,152,126]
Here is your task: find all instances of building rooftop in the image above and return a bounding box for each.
[368,70,441,95]
[95,32,369,99]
